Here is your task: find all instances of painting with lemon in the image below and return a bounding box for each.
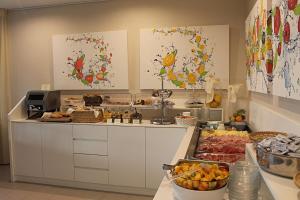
[140,25,229,89]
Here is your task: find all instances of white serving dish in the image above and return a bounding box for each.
[175,116,197,126]
[172,182,226,200]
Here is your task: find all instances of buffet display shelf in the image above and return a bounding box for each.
[246,144,299,200]
[10,118,187,128]
[100,104,194,110]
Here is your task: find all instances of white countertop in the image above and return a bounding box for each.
[246,144,299,200]
[10,118,187,128]
[153,126,195,200]
[153,132,300,200]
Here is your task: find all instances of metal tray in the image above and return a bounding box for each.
[256,146,300,179]
[185,122,251,162]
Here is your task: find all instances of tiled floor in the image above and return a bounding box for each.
[0,165,153,200]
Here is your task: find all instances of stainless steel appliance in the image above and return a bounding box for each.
[25,90,60,119]
[256,146,300,179]
[151,76,174,125]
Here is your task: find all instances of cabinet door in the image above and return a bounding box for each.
[12,122,43,177]
[146,127,186,189]
[42,124,74,180]
[108,126,145,187]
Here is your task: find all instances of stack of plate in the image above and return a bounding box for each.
[228,161,260,200]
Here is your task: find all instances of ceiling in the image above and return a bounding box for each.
[0,0,108,10]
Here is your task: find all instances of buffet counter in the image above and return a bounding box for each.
[153,126,195,200]
[10,118,187,128]
[8,98,188,195]
[246,144,299,200]
[153,129,299,200]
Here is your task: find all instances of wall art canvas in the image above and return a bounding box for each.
[52,30,128,90]
[245,0,273,94]
[140,25,229,89]
[272,0,300,100]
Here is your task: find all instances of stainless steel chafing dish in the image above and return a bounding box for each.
[256,146,300,178]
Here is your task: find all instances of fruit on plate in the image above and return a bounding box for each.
[230,109,246,122]
[173,162,229,191]
[207,94,222,108]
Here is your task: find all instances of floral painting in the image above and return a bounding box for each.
[245,0,273,94]
[272,0,300,100]
[140,25,229,89]
[52,30,128,89]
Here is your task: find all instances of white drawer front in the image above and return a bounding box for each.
[75,168,108,184]
[73,125,107,140]
[74,154,108,169]
[74,140,107,155]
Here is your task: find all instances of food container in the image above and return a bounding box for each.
[294,172,300,188]
[230,121,247,131]
[175,116,197,126]
[182,112,191,116]
[71,110,103,123]
[194,153,245,163]
[163,159,229,200]
[256,146,300,178]
[172,181,226,200]
[83,94,102,106]
[250,131,287,143]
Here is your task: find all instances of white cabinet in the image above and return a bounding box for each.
[73,125,107,140]
[73,140,108,155]
[75,168,108,184]
[10,120,187,191]
[145,127,186,189]
[108,126,146,188]
[42,124,74,180]
[11,122,43,177]
[74,154,108,169]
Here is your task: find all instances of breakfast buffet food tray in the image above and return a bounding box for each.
[185,122,251,163]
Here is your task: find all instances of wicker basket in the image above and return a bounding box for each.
[71,110,103,123]
[175,116,197,126]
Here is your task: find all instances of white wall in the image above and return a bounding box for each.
[7,0,248,108]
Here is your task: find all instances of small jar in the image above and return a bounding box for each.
[130,109,142,124]
[122,111,131,124]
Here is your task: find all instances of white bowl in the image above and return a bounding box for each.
[172,182,226,200]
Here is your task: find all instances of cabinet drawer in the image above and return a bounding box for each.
[74,154,108,169]
[73,125,107,140]
[75,168,108,184]
[74,140,107,155]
